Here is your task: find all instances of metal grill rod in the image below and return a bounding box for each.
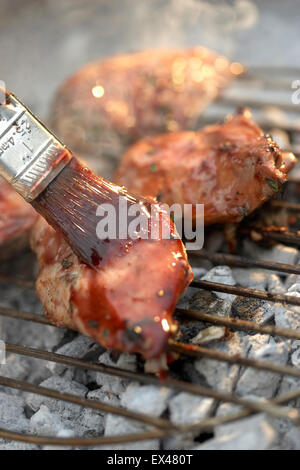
[0,427,166,447]
[176,308,300,341]
[1,64,300,447]
[4,304,300,381]
[270,200,300,211]
[0,403,283,448]
[3,343,297,422]
[191,279,300,307]
[250,229,300,246]
[2,303,300,354]
[191,249,300,275]
[0,373,297,425]
[0,274,34,289]
[2,309,300,380]
[0,376,171,430]
[2,376,300,447]
[170,340,300,380]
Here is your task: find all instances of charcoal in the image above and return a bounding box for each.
[95,351,137,396]
[236,335,288,397]
[231,297,274,324]
[1,242,300,450]
[102,415,159,451]
[30,405,72,436]
[195,332,249,392]
[169,393,215,426]
[243,240,299,272]
[193,414,276,450]
[164,393,215,449]
[201,266,236,301]
[189,290,232,317]
[0,392,29,432]
[47,335,99,375]
[26,376,87,419]
[232,268,268,290]
[267,274,286,293]
[121,382,172,417]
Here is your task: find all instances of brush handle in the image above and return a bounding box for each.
[0,91,73,201]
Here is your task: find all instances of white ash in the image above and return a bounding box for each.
[236,335,288,398]
[0,354,31,382]
[169,393,215,426]
[277,375,300,410]
[271,423,300,450]
[0,441,38,450]
[101,382,170,451]
[274,302,300,330]
[30,403,104,440]
[102,414,159,451]
[291,348,300,368]
[26,375,87,418]
[190,326,227,346]
[193,414,275,450]
[0,392,29,433]
[164,393,215,450]
[267,274,286,293]
[232,268,268,290]
[288,283,300,294]
[121,382,173,417]
[286,270,300,290]
[201,399,277,450]
[269,400,300,451]
[95,351,137,395]
[201,265,236,302]
[29,387,111,439]
[285,290,300,315]
[30,405,72,437]
[47,335,100,376]
[1,243,300,450]
[0,353,52,397]
[195,332,249,393]
[98,386,164,447]
[214,395,259,437]
[243,240,299,273]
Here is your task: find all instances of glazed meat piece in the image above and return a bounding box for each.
[51,47,239,175]
[31,213,192,359]
[115,111,297,225]
[0,177,38,261]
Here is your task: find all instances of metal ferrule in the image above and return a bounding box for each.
[0,90,73,201]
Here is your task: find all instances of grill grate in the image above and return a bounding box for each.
[1,66,300,448]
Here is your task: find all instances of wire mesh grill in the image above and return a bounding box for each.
[1,66,300,448]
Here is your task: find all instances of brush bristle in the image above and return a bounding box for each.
[31,158,171,268]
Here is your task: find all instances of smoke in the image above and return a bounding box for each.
[127,0,258,56]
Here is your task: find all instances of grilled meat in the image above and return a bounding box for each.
[115,111,297,225]
[30,211,192,359]
[51,47,238,175]
[0,178,38,261]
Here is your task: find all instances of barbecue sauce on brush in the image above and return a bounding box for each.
[32,158,162,267]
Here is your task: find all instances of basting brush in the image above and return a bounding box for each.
[0,90,168,267]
